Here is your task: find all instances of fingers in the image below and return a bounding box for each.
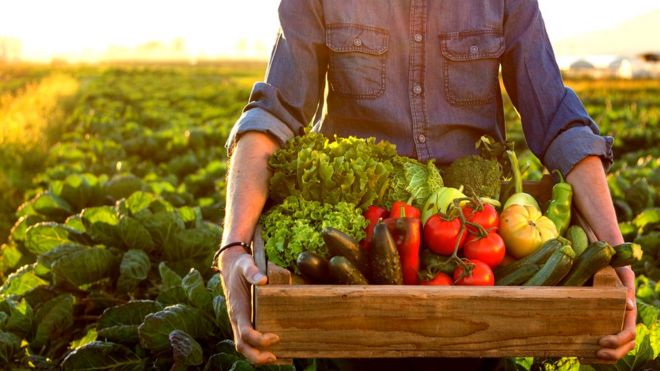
[597,339,635,361]
[236,317,280,365]
[237,254,268,285]
[238,320,280,348]
[235,339,277,365]
[600,326,636,349]
[219,252,278,365]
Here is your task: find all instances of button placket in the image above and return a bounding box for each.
[409,0,430,160]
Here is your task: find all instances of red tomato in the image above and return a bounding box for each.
[420,272,453,285]
[463,231,506,268]
[462,203,499,232]
[453,259,494,286]
[423,215,467,256]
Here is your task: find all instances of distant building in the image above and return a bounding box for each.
[570,60,595,70]
[568,59,602,78]
[564,54,660,79]
[0,37,21,62]
[608,58,633,79]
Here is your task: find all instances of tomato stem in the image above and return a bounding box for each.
[447,199,472,274]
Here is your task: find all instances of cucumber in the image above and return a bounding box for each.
[322,227,370,277]
[296,251,330,283]
[494,238,565,278]
[370,221,403,285]
[610,242,643,267]
[495,263,540,286]
[328,256,369,285]
[524,245,575,286]
[565,225,589,257]
[561,241,616,286]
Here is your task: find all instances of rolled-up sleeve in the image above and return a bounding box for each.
[225,0,329,155]
[501,0,614,175]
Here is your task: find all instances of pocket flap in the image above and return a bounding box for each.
[326,24,389,55]
[440,30,504,61]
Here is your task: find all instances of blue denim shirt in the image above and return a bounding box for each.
[226,0,613,176]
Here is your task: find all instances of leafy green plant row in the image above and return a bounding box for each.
[0,66,279,369]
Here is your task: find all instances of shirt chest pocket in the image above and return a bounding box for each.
[440,30,504,106]
[326,24,389,99]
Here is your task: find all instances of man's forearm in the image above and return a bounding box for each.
[565,156,624,245]
[220,132,281,264]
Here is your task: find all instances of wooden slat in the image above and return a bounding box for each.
[267,262,292,285]
[593,266,623,288]
[522,175,555,208]
[252,225,268,277]
[255,285,626,359]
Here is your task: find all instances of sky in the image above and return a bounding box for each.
[0,0,659,62]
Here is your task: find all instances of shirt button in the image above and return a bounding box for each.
[470,45,479,54]
[413,84,422,95]
[353,38,362,47]
[418,134,427,143]
[414,33,423,42]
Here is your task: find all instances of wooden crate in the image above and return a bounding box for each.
[251,176,627,364]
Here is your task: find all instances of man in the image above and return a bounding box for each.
[217,0,636,366]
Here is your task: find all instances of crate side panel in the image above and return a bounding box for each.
[255,286,626,359]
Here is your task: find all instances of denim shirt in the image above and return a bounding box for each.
[226,0,613,176]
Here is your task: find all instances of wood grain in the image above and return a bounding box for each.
[593,266,623,288]
[254,284,626,359]
[267,262,291,285]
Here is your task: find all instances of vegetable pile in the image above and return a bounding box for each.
[263,132,443,271]
[266,133,614,289]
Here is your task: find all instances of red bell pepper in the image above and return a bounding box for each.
[385,206,421,285]
[361,205,388,251]
[389,201,421,219]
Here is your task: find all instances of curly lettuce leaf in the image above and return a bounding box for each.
[260,196,367,271]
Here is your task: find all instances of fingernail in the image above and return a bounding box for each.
[627,299,635,309]
[267,356,276,363]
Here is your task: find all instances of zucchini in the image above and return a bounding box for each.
[610,242,643,267]
[560,241,616,286]
[494,238,565,278]
[296,251,330,283]
[565,225,589,256]
[322,227,370,277]
[524,245,575,286]
[328,256,369,285]
[370,221,403,285]
[495,263,540,286]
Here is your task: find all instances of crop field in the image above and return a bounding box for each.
[0,63,657,369]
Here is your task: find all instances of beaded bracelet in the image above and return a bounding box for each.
[211,241,251,271]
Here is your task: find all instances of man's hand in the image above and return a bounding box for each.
[220,131,282,363]
[565,156,636,361]
[597,265,636,361]
[219,248,280,365]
